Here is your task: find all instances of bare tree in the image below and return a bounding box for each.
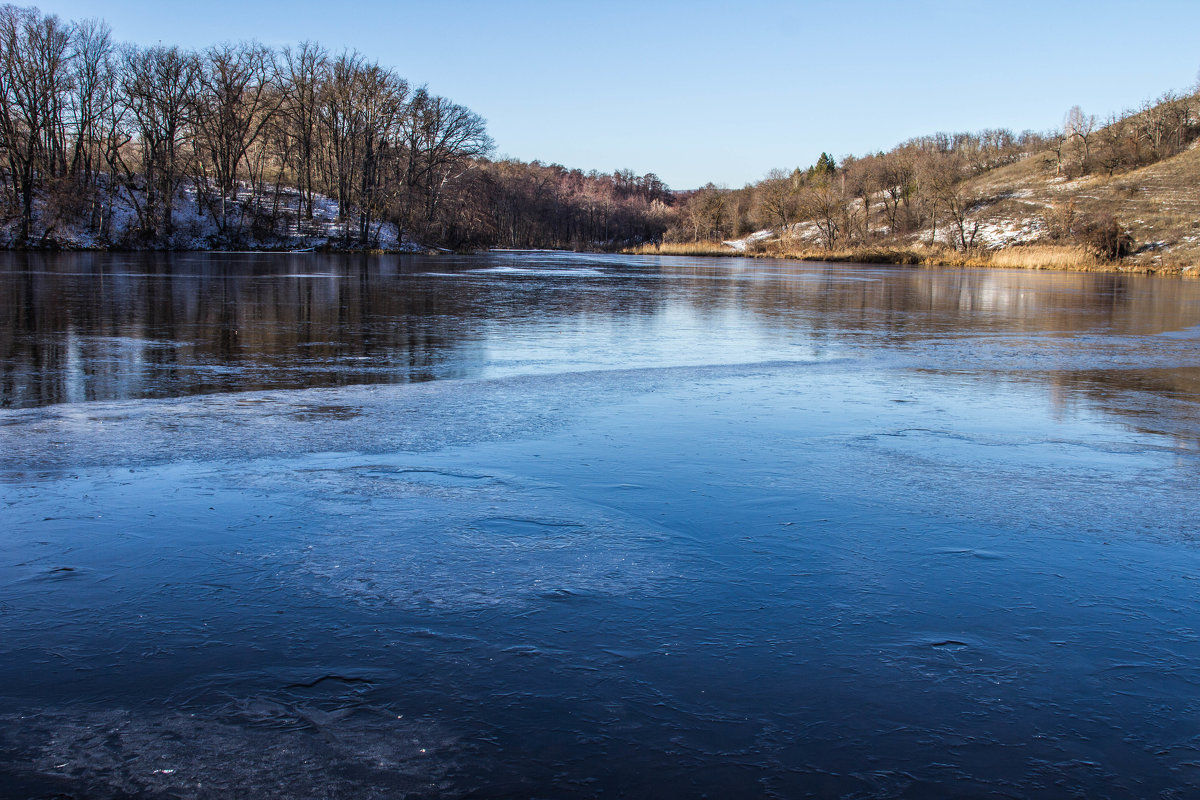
[353,62,406,244]
[119,44,200,240]
[684,183,726,242]
[802,172,842,250]
[878,148,915,234]
[192,41,279,233]
[279,41,326,221]
[1065,106,1096,171]
[1094,112,1132,176]
[316,50,365,236]
[922,154,977,250]
[0,5,73,241]
[1043,127,1069,177]
[842,155,879,242]
[399,88,492,237]
[66,17,113,182]
[756,167,799,237]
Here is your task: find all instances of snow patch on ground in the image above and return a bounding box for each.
[787,221,823,243]
[722,230,774,251]
[973,218,1047,248]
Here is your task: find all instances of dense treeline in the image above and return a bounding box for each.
[0,5,674,250]
[483,162,672,248]
[0,4,496,247]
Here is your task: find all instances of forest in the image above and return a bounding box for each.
[0,5,672,250]
[2,4,1199,257]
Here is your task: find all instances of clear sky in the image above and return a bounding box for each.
[34,0,1200,189]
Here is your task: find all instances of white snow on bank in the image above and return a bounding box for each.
[0,178,426,252]
[722,230,774,252]
[905,217,1047,250]
[973,218,1047,248]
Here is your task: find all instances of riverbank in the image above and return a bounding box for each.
[623,241,1200,277]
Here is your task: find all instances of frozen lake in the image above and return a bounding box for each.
[3,251,1200,797]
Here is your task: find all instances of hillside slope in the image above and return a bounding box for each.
[966,142,1200,266]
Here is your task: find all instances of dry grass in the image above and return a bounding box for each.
[624,240,928,264]
[625,239,1198,276]
[623,241,739,256]
[986,245,1098,269]
[778,246,925,264]
[928,246,1195,275]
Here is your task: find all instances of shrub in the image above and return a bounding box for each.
[1074,213,1133,260]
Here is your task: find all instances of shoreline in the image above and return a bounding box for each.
[3,242,1195,278]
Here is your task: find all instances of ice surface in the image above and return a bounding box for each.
[4,253,1200,797]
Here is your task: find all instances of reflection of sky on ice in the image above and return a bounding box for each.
[4,253,1200,797]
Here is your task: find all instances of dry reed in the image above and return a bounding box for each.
[623,241,741,256]
[621,240,1197,276]
[987,245,1098,269]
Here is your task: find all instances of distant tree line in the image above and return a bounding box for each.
[673,130,1050,251]
[481,162,672,248]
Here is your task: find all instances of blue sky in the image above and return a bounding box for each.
[37,0,1200,189]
